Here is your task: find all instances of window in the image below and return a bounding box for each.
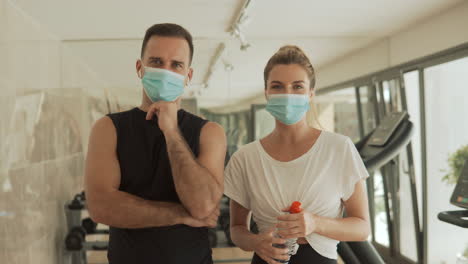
[424,57,468,263]
[358,86,378,135]
[334,88,360,141]
[396,71,424,262]
[252,105,275,141]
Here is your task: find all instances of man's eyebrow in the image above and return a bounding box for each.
[172,60,185,65]
[148,57,162,61]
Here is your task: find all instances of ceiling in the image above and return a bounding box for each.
[10,0,464,108]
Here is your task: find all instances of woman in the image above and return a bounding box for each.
[224,46,370,264]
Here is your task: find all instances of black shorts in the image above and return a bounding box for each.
[251,244,337,264]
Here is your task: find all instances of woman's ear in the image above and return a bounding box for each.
[309,89,315,100]
[264,81,269,100]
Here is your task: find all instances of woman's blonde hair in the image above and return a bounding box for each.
[263,45,316,90]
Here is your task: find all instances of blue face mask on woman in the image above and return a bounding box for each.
[266,94,311,125]
[141,67,185,102]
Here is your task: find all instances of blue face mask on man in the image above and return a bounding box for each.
[141,67,186,102]
[266,94,311,125]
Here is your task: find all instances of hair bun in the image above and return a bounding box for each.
[278,45,305,54]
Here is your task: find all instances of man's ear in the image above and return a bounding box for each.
[186,67,194,86]
[136,59,143,79]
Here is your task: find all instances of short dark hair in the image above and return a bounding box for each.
[140,23,194,64]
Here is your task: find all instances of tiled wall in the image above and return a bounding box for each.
[0,1,121,263]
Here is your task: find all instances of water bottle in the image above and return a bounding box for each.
[272,232,291,263]
[272,201,302,263]
[272,225,299,263]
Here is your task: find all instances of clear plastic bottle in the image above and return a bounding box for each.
[272,201,302,263]
[285,236,299,256]
[272,217,299,263]
[272,232,291,264]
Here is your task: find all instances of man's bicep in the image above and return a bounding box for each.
[84,116,121,197]
[197,122,227,187]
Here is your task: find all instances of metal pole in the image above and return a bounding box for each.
[418,69,428,264]
[355,86,365,138]
[381,167,396,257]
[368,173,376,243]
[372,81,381,125]
[378,81,387,116]
[390,159,401,256]
[399,72,424,264]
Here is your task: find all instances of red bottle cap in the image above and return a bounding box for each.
[289,201,302,214]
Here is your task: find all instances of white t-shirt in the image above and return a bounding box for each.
[224,130,369,259]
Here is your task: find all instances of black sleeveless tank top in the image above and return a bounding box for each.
[106,107,211,264]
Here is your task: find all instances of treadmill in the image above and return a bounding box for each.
[438,159,468,228]
[338,111,414,264]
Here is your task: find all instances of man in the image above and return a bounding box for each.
[84,23,226,264]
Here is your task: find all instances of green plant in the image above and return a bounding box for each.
[442,145,468,185]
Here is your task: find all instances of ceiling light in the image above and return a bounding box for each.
[229,0,253,51]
